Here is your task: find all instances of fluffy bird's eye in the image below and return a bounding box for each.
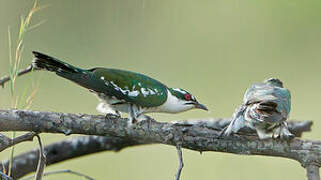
[184,94,191,101]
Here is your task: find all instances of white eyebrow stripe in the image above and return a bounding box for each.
[172,88,187,94]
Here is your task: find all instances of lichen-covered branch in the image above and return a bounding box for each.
[307,164,320,180]
[0,109,311,137]
[0,109,319,179]
[0,135,142,179]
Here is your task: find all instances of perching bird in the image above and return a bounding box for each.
[222,78,294,140]
[32,51,208,124]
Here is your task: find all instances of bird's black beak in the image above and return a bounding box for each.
[195,103,208,111]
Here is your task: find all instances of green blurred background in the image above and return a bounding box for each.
[1,0,321,179]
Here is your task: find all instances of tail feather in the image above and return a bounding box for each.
[31,51,104,92]
[32,51,78,73]
[223,105,247,136]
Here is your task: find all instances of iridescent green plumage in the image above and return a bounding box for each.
[90,68,168,107]
[32,51,168,107]
[32,51,208,123]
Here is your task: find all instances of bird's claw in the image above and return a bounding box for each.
[143,115,155,123]
[217,126,228,138]
[131,118,138,124]
[279,133,295,141]
[105,113,121,120]
[272,124,295,141]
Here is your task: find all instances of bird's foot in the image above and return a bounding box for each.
[126,116,138,127]
[222,132,242,139]
[256,129,273,140]
[131,118,138,124]
[127,115,156,127]
[105,113,121,120]
[141,115,156,123]
[217,126,242,139]
[273,131,295,141]
[272,124,295,141]
[279,133,295,141]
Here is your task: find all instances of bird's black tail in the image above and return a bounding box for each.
[31,51,105,92]
[32,51,80,73]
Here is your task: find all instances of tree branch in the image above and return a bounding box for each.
[0,132,37,152]
[0,172,13,180]
[35,135,46,180]
[22,169,96,180]
[0,135,142,179]
[0,109,319,179]
[306,164,320,180]
[175,144,184,180]
[0,65,35,88]
[0,109,312,137]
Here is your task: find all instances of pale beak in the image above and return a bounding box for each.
[195,103,208,111]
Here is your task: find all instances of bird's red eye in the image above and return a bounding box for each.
[184,94,191,101]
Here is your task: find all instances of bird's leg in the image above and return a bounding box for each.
[128,105,156,125]
[96,102,121,120]
[256,128,273,140]
[114,110,121,118]
[128,105,138,125]
[274,122,295,141]
[131,118,138,124]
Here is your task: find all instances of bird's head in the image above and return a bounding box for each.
[168,88,208,112]
[264,78,283,88]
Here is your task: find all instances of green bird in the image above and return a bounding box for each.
[32,51,208,124]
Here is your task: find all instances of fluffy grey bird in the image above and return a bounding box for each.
[222,78,294,140]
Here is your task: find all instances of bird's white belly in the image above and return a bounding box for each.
[94,92,155,115]
[93,89,188,116]
[94,92,129,113]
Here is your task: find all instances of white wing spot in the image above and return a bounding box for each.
[141,88,150,97]
[100,77,105,80]
[109,81,139,97]
[147,88,156,95]
[128,91,140,97]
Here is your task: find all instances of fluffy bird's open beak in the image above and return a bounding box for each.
[195,103,208,111]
